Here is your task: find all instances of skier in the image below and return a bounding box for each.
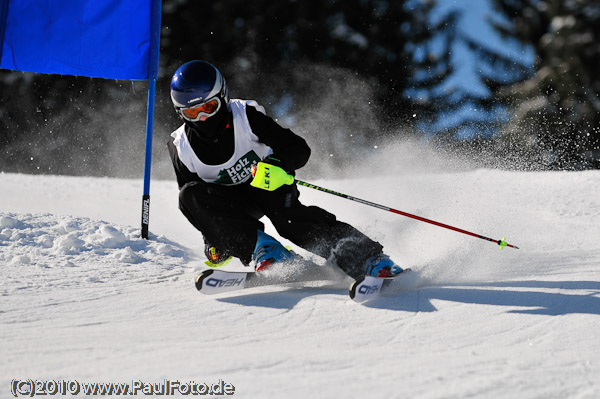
[167,60,403,279]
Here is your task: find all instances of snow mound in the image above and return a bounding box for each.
[0,212,193,293]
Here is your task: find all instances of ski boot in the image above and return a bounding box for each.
[252,230,296,271]
[363,254,403,278]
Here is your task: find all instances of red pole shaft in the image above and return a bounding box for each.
[388,208,518,249]
[296,180,519,250]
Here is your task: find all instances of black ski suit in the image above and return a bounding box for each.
[167,103,383,278]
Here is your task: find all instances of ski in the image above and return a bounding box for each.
[195,269,249,294]
[195,258,336,295]
[196,260,414,302]
[349,269,412,303]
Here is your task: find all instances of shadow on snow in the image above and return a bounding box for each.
[366,280,600,315]
[215,279,600,316]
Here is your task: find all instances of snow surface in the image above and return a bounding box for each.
[1,154,600,398]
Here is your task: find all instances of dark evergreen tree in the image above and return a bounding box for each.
[487,0,600,168]
[160,0,446,115]
[160,0,457,172]
[421,2,533,147]
[1,0,461,176]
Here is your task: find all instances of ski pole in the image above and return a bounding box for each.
[250,162,519,249]
[295,179,519,250]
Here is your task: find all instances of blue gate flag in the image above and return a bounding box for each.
[1,0,162,238]
[0,0,152,80]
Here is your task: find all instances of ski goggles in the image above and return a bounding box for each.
[177,98,221,121]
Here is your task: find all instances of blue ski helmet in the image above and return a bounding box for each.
[170,60,232,137]
[170,60,230,114]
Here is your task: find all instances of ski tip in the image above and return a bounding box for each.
[349,275,386,303]
[349,275,366,300]
[195,269,214,291]
[350,270,413,302]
